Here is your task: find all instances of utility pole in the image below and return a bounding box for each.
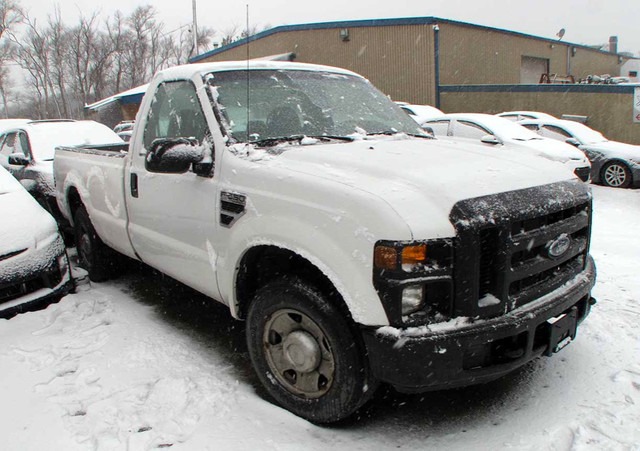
[192,0,199,57]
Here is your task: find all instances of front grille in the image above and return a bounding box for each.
[574,166,591,182]
[0,266,62,305]
[450,181,592,319]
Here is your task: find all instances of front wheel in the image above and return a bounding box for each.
[601,161,632,188]
[246,278,376,423]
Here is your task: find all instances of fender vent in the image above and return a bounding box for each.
[220,191,246,227]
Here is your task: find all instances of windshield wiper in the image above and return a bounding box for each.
[366,131,434,139]
[250,134,354,147]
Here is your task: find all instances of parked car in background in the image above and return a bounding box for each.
[0,165,73,319]
[520,119,640,188]
[496,111,557,122]
[0,120,124,224]
[395,102,444,125]
[424,113,592,181]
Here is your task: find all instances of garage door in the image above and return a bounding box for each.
[520,56,549,84]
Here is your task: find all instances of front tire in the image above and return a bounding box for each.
[73,206,120,282]
[601,161,632,188]
[246,278,376,423]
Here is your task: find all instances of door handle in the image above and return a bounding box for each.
[130,172,138,198]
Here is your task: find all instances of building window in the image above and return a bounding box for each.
[629,71,638,77]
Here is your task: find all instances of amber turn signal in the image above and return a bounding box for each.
[374,246,397,269]
[401,244,427,265]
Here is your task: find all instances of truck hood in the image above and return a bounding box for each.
[263,136,577,237]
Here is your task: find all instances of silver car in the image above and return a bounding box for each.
[520,119,640,188]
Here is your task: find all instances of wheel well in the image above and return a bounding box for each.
[67,187,83,224]
[235,246,350,320]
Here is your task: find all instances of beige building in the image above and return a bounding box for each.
[191,17,630,108]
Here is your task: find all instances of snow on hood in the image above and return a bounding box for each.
[256,135,577,237]
[0,169,58,254]
[582,140,640,160]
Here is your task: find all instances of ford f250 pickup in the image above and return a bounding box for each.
[54,61,596,423]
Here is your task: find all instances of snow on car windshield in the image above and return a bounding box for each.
[205,69,425,143]
[476,115,543,141]
[27,121,123,161]
[560,121,608,144]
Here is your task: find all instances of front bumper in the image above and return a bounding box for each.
[0,236,74,319]
[362,256,596,393]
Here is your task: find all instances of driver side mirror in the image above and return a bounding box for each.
[8,153,29,166]
[145,137,208,175]
[480,134,501,145]
[565,138,580,147]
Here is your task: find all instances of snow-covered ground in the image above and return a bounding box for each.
[1,185,638,450]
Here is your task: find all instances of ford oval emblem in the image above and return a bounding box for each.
[547,233,571,258]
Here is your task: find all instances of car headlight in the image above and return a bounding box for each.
[373,239,454,325]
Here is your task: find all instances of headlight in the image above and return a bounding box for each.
[373,239,454,325]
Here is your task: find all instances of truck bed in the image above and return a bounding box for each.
[54,144,137,260]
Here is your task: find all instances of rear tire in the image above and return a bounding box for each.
[246,277,376,423]
[73,206,120,282]
[601,161,632,188]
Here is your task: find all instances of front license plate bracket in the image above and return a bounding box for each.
[545,306,578,356]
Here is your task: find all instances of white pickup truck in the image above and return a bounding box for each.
[55,61,596,423]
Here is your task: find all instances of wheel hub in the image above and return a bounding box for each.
[282,330,321,373]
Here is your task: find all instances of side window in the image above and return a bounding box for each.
[455,120,491,140]
[500,114,519,122]
[0,132,18,156]
[425,120,450,137]
[143,81,211,151]
[400,106,415,116]
[521,124,539,132]
[540,125,571,141]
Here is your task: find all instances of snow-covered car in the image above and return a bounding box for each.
[0,120,123,224]
[496,111,557,122]
[424,113,592,181]
[54,61,596,423]
[396,102,444,125]
[520,119,640,188]
[0,165,73,319]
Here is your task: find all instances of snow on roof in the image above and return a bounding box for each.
[20,121,123,161]
[156,61,363,82]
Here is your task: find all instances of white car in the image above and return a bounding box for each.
[396,102,444,125]
[496,111,557,122]
[0,120,123,224]
[0,165,72,318]
[423,113,592,181]
[520,118,640,188]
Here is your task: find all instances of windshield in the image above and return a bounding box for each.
[562,122,607,144]
[205,69,425,143]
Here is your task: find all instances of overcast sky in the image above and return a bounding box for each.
[22,0,640,56]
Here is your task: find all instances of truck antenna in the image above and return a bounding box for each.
[246,4,250,141]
